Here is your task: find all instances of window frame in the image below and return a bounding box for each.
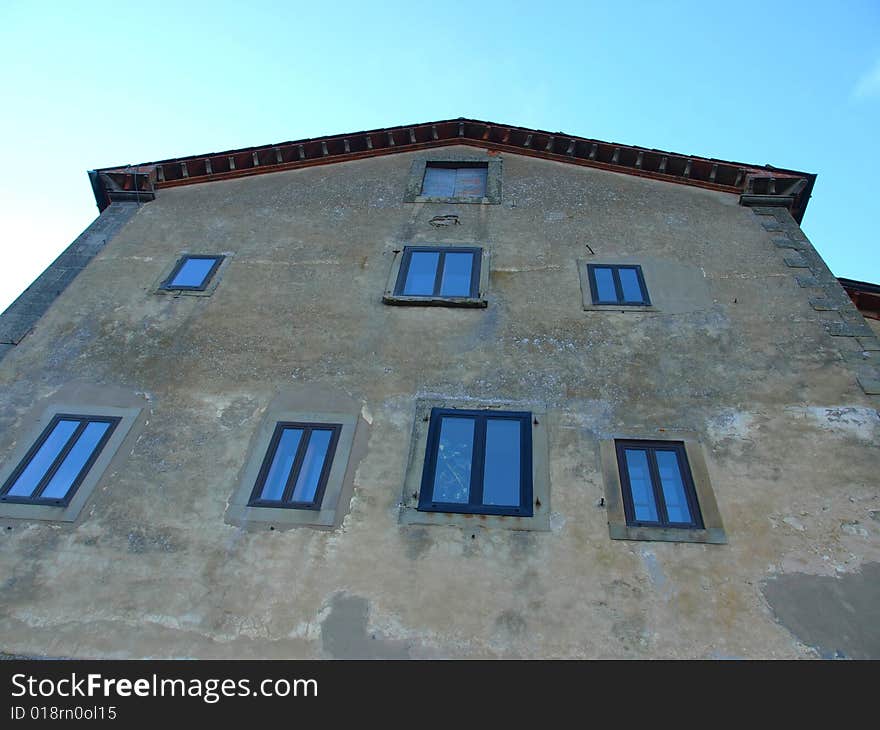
[247,421,342,511]
[420,161,489,199]
[403,157,502,205]
[225,402,364,531]
[586,263,651,306]
[0,396,143,524]
[160,254,225,292]
[383,243,489,308]
[399,399,550,532]
[614,440,703,530]
[417,407,534,518]
[393,246,482,300]
[599,432,726,544]
[0,413,121,507]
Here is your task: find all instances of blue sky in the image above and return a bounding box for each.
[0,1,877,312]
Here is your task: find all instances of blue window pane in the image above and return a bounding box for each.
[259,428,303,501]
[403,251,440,295]
[41,421,111,500]
[593,267,617,302]
[454,167,487,197]
[440,252,474,297]
[656,451,693,524]
[624,449,659,522]
[482,419,521,506]
[422,167,457,197]
[432,417,474,504]
[169,257,217,288]
[619,268,645,303]
[291,429,333,503]
[6,419,80,497]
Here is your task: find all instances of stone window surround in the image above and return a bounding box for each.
[382,243,490,308]
[578,257,659,313]
[152,251,233,297]
[0,397,143,524]
[403,156,503,205]
[599,430,726,544]
[576,256,714,315]
[226,404,362,530]
[399,398,551,532]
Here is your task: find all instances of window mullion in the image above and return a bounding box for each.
[32,419,87,500]
[470,416,487,507]
[612,267,625,304]
[647,448,670,526]
[281,428,311,504]
[433,251,445,296]
[452,167,462,197]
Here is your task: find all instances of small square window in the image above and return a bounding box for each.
[418,408,533,517]
[161,255,224,291]
[249,422,342,510]
[421,163,488,198]
[394,246,481,299]
[587,264,651,306]
[0,414,121,507]
[615,440,703,529]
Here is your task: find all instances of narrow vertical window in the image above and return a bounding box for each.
[162,255,224,291]
[249,422,341,510]
[587,264,650,305]
[615,440,703,529]
[418,408,532,516]
[0,415,121,506]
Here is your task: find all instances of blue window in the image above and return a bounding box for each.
[615,440,703,529]
[0,414,121,506]
[162,254,224,291]
[249,422,341,510]
[394,246,481,299]
[418,408,533,517]
[587,264,650,305]
[421,163,488,198]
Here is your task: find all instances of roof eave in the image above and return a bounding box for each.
[89,117,816,222]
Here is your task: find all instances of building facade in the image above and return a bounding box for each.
[0,120,878,659]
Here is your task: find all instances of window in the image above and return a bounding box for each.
[394,246,481,299]
[249,422,342,510]
[404,158,502,204]
[0,414,121,507]
[587,264,650,306]
[421,163,488,198]
[615,440,703,529]
[226,401,363,530]
[418,408,533,517]
[161,254,224,291]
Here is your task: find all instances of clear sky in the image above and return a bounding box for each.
[0,1,877,313]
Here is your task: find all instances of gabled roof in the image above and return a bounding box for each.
[89,118,816,222]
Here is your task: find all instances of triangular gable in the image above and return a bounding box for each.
[90,118,815,222]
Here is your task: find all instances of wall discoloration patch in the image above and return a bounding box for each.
[320,594,410,659]
[761,563,880,659]
[494,609,527,638]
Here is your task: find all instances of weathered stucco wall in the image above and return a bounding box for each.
[1,146,878,658]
